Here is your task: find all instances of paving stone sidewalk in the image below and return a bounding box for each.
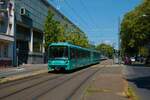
[83,65,128,100]
[0,64,48,83]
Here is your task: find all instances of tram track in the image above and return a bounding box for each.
[33,67,101,99]
[0,73,49,90]
[0,74,62,99]
[0,66,101,100]
[66,67,102,100]
[35,66,104,100]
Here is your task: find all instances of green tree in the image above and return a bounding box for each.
[44,10,90,50]
[120,0,150,56]
[96,43,113,58]
[44,10,60,49]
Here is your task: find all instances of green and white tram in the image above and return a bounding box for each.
[48,42,100,71]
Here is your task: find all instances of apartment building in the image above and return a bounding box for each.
[0,0,78,66]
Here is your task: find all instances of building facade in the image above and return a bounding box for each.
[0,0,14,66]
[0,0,79,66]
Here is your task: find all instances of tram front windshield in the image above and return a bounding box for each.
[49,46,68,59]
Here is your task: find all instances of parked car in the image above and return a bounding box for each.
[130,57,135,62]
[145,55,150,65]
[135,56,144,63]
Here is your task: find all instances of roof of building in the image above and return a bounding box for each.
[41,0,83,33]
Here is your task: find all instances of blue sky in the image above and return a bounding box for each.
[48,0,142,48]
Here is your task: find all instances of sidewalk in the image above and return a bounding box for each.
[83,65,128,100]
[0,64,48,83]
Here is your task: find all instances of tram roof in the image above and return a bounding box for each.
[49,42,100,53]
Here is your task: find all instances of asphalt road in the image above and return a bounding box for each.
[123,65,150,100]
[0,64,105,100]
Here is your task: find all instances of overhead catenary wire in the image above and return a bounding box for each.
[49,0,88,31]
[50,0,115,45]
[51,0,102,35]
[63,0,92,30]
[78,0,106,41]
[79,0,100,31]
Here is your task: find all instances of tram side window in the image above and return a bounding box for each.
[82,50,86,58]
[86,51,89,58]
[79,50,82,58]
[87,51,90,58]
[76,48,78,58]
[85,51,88,58]
[81,50,86,58]
[70,48,76,59]
[79,49,82,58]
[77,49,81,58]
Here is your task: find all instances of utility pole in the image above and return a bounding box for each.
[112,42,115,65]
[118,17,121,64]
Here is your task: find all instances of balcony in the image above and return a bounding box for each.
[0,34,14,42]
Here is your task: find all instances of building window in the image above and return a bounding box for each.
[0,0,7,24]
[4,45,8,57]
[33,31,43,53]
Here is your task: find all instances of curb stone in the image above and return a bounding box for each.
[0,70,47,84]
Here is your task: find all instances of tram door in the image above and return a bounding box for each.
[17,40,29,65]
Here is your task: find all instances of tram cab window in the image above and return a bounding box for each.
[49,46,68,58]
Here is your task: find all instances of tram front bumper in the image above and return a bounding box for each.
[48,60,69,71]
[48,64,69,71]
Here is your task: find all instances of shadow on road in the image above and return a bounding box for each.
[129,63,150,67]
[124,63,144,67]
[127,76,150,90]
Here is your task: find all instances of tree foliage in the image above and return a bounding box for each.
[121,0,150,56]
[44,10,89,50]
[96,43,113,58]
